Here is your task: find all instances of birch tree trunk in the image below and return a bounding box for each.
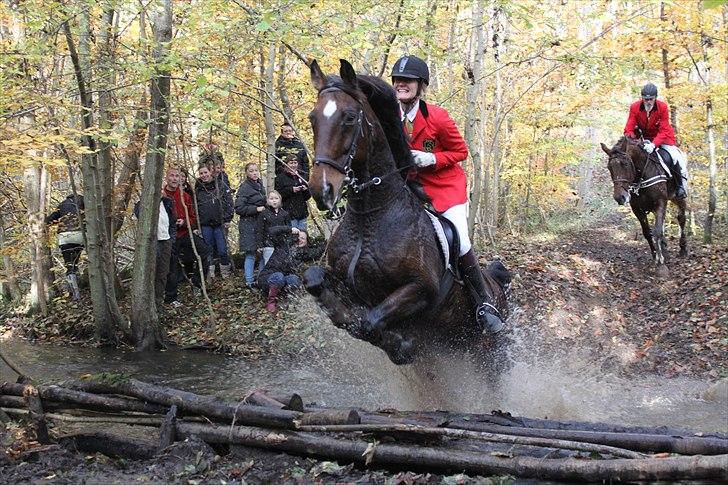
[261,42,277,190]
[22,128,50,316]
[130,0,172,351]
[465,0,485,239]
[277,44,294,124]
[660,2,678,136]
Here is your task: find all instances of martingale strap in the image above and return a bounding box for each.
[629,174,668,195]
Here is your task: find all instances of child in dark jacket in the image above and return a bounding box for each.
[258,230,323,313]
[255,190,290,269]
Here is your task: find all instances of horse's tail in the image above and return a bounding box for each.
[486,260,511,293]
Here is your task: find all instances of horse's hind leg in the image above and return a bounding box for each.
[676,200,688,257]
[634,207,657,261]
[304,266,366,337]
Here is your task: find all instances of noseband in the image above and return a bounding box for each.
[610,150,666,196]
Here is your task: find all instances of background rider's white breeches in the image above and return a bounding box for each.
[442,202,472,256]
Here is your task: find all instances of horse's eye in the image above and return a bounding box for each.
[342,112,357,125]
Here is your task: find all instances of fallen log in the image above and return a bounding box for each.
[298,409,361,426]
[176,422,728,481]
[66,378,302,428]
[295,423,645,459]
[2,408,163,426]
[22,386,49,444]
[451,421,728,456]
[1,382,167,415]
[158,405,177,451]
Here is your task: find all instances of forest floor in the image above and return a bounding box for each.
[1,210,727,483]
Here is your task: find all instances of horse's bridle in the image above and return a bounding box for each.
[609,151,640,194]
[313,87,373,195]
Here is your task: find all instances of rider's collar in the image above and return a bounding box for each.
[400,99,420,123]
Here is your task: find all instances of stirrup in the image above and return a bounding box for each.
[675,186,687,200]
[476,302,504,334]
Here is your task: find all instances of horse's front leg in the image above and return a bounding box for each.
[633,207,657,260]
[676,199,688,257]
[304,266,366,337]
[653,201,668,265]
[362,283,430,338]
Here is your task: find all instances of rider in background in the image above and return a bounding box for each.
[624,82,687,199]
[391,54,504,334]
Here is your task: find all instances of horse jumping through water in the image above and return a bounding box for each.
[601,136,688,265]
[303,59,510,365]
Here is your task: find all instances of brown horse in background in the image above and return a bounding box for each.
[303,59,510,366]
[601,137,687,266]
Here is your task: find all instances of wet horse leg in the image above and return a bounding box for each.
[362,283,429,338]
[303,266,366,337]
[653,201,668,265]
[633,207,657,261]
[675,199,688,257]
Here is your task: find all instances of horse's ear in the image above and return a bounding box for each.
[600,143,611,156]
[310,60,326,91]
[339,59,357,87]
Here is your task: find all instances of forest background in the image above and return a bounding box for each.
[0,0,726,351]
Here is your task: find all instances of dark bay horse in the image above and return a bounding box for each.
[303,59,510,365]
[601,137,687,265]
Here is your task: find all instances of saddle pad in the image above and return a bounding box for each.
[654,149,673,179]
[426,211,449,271]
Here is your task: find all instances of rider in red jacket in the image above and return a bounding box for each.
[624,83,687,199]
[392,55,504,334]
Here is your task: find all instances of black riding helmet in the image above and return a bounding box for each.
[641,82,658,99]
[391,55,430,86]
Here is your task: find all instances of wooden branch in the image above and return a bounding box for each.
[158,405,177,450]
[176,422,728,481]
[0,349,31,381]
[22,386,49,444]
[295,423,644,459]
[2,408,163,426]
[298,409,361,426]
[67,378,301,429]
[452,421,728,456]
[1,382,168,415]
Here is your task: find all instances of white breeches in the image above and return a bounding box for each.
[660,145,688,179]
[442,202,471,256]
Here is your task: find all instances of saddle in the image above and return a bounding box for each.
[650,148,675,179]
[425,208,460,279]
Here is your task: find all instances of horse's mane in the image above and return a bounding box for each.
[355,75,415,173]
[319,74,414,173]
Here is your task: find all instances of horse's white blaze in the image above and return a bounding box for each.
[323,100,337,118]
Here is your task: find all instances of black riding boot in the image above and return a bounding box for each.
[671,165,687,199]
[459,249,505,334]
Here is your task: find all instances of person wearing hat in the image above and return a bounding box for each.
[391,54,504,334]
[624,82,688,199]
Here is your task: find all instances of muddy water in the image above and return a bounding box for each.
[2,297,726,434]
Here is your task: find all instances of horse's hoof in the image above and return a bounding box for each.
[303,266,326,297]
[484,313,505,334]
[390,338,415,365]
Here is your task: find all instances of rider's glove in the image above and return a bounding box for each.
[643,141,655,154]
[411,150,436,168]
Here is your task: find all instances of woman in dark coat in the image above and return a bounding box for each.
[234,162,266,285]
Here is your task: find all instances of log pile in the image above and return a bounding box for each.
[1,378,726,481]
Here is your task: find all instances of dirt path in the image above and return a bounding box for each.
[497,212,727,378]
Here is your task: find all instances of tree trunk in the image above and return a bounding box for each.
[63,15,124,344]
[276,43,294,124]
[464,0,485,239]
[130,0,173,351]
[23,160,50,316]
[660,2,678,136]
[0,213,22,301]
[261,42,277,190]
[701,31,717,243]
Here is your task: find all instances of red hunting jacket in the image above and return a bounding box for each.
[163,185,197,239]
[406,101,469,212]
[623,99,676,146]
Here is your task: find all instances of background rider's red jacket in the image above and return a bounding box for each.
[163,185,196,239]
[407,101,469,213]
[623,99,676,146]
